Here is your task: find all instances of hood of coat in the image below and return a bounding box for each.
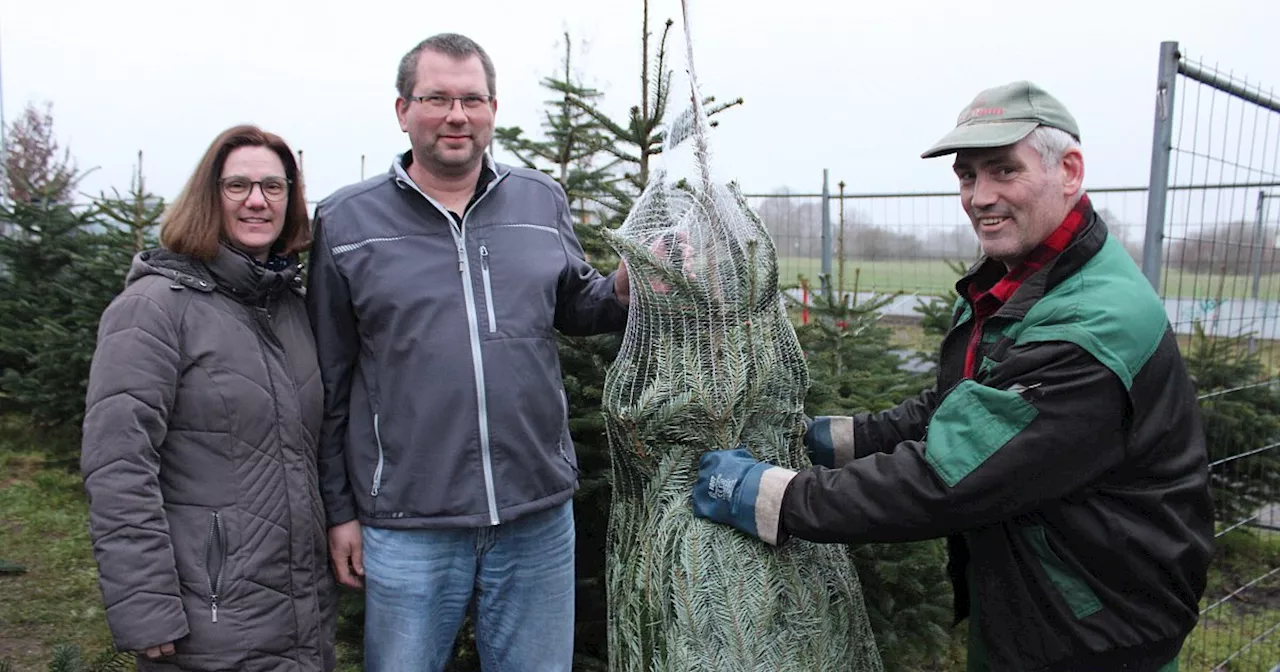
[126,245,304,303]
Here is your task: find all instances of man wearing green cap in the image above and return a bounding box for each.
[691,81,1213,671]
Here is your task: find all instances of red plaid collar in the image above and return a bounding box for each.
[966,194,1091,316]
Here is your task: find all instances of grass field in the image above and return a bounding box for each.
[0,417,364,672]
[0,420,117,671]
[778,257,1280,301]
[1181,529,1280,671]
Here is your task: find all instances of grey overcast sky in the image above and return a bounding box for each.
[3,0,1278,204]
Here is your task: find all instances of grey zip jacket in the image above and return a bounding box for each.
[81,247,337,671]
[307,153,627,529]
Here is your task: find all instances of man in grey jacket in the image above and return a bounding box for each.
[306,33,631,671]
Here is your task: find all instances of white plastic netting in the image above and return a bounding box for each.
[599,3,884,670]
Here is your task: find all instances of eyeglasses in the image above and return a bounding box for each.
[220,176,291,202]
[409,94,494,114]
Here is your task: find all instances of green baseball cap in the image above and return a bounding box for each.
[921,81,1080,158]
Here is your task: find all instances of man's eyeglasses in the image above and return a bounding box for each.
[409,94,494,114]
[220,177,291,202]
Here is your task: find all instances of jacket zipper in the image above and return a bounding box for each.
[479,244,497,333]
[459,180,504,526]
[205,511,225,623]
[371,412,385,497]
[399,168,507,526]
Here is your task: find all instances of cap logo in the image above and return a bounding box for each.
[960,106,1005,123]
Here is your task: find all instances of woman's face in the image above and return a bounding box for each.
[219,146,289,261]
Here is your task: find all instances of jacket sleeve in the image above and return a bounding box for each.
[80,291,190,651]
[780,340,1130,544]
[306,212,359,527]
[552,183,629,336]
[851,386,939,458]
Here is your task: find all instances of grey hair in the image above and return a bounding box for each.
[396,33,496,99]
[1027,126,1079,170]
[1027,126,1085,200]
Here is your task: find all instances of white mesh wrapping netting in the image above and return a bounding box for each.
[598,3,884,670]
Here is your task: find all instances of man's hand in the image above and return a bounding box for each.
[614,259,632,307]
[691,447,796,546]
[803,416,856,469]
[143,643,175,659]
[614,231,697,305]
[328,520,365,589]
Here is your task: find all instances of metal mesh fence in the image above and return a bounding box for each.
[746,187,1155,297]
[744,43,1280,669]
[1146,42,1280,671]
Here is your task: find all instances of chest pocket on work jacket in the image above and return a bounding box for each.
[476,224,566,339]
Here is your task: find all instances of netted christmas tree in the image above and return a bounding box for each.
[599,4,883,670]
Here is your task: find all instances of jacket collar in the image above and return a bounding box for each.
[389,150,508,208]
[956,197,1109,319]
[128,246,299,302]
[205,244,302,304]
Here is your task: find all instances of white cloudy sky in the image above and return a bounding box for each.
[3,0,1278,204]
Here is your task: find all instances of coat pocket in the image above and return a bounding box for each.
[479,242,497,334]
[371,411,386,497]
[1023,525,1103,619]
[204,511,226,624]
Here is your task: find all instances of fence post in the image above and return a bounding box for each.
[1250,190,1269,299]
[837,180,846,303]
[1142,41,1180,291]
[1247,191,1268,353]
[821,168,832,300]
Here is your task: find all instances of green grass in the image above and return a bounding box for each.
[777,257,1280,300]
[0,424,117,671]
[1181,529,1280,671]
[778,258,964,296]
[0,418,362,671]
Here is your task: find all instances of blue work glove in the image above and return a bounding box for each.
[803,416,856,468]
[692,448,796,546]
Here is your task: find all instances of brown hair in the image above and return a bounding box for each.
[161,124,310,261]
[396,33,496,99]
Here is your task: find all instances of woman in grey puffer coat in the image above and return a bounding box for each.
[81,125,336,671]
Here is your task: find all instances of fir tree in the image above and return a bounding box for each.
[2,102,78,205]
[794,275,956,670]
[0,195,108,428]
[493,32,627,264]
[96,151,164,255]
[491,8,740,666]
[0,138,160,435]
[1182,323,1280,523]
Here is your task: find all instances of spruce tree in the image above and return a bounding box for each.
[492,9,740,666]
[493,32,627,264]
[0,195,102,428]
[795,274,957,670]
[0,144,160,434]
[1182,324,1280,523]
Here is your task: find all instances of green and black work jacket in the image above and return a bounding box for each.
[779,204,1214,671]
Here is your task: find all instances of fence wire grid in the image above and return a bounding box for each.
[740,41,1279,671]
[1146,43,1280,672]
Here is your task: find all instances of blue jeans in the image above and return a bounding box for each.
[362,500,575,672]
